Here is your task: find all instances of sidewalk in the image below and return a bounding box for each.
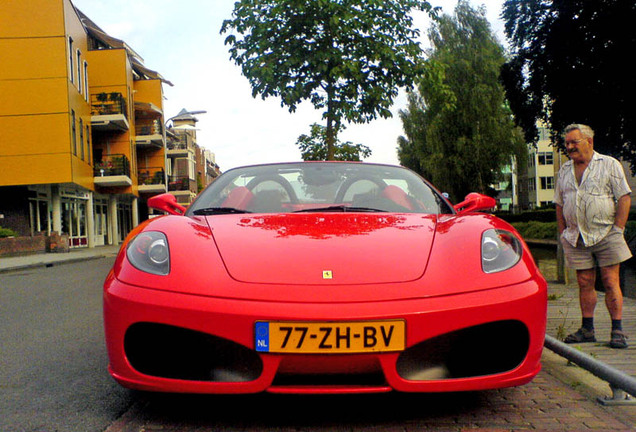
[0,244,121,273]
[536,254,636,421]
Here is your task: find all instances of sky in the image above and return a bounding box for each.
[70,0,506,171]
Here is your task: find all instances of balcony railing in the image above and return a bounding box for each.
[91,92,127,117]
[138,167,166,186]
[168,175,191,192]
[94,154,131,177]
[135,120,163,136]
[166,132,195,152]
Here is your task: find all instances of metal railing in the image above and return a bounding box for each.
[94,154,131,177]
[135,121,163,136]
[167,134,191,151]
[138,167,166,185]
[544,335,636,405]
[91,92,127,117]
[168,175,191,192]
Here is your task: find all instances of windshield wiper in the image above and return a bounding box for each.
[192,207,252,215]
[293,205,387,213]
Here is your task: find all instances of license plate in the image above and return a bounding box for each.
[254,320,405,354]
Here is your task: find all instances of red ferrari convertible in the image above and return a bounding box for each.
[104,162,547,394]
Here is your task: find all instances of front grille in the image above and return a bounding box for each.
[396,320,530,380]
[272,372,387,387]
[124,322,263,382]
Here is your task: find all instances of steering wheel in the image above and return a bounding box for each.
[334,175,387,203]
[246,174,299,203]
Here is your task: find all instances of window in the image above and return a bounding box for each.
[527,152,535,168]
[79,118,84,160]
[540,176,555,190]
[29,199,50,236]
[68,37,74,83]
[86,124,91,163]
[538,152,553,165]
[83,61,89,100]
[76,50,82,92]
[71,110,77,155]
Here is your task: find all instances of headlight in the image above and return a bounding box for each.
[126,231,170,275]
[481,229,522,273]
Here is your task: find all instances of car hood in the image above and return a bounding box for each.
[207,213,436,285]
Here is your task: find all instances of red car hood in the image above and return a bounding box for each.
[208,213,436,285]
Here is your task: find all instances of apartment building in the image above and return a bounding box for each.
[0,0,216,250]
[515,125,566,210]
[492,157,517,211]
[526,126,558,209]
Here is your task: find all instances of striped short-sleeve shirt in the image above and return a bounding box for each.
[554,152,631,247]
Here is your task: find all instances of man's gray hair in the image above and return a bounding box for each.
[564,123,594,139]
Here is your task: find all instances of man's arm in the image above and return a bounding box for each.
[615,194,631,229]
[556,204,566,235]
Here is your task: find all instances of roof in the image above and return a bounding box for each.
[73,5,173,86]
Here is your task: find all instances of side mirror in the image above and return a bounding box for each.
[147,193,186,216]
[453,193,496,214]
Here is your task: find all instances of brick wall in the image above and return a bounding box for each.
[0,233,69,256]
[0,236,47,256]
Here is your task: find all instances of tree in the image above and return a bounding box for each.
[221,0,438,160]
[501,0,636,170]
[296,123,371,161]
[398,1,525,202]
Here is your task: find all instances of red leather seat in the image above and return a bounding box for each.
[222,186,254,210]
[382,185,414,210]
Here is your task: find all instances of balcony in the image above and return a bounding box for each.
[135,121,164,148]
[94,154,132,187]
[167,135,193,158]
[138,167,166,194]
[91,92,129,132]
[168,175,196,204]
[167,175,191,192]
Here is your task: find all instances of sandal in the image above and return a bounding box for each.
[610,330,629,349]
[564,327,596,343]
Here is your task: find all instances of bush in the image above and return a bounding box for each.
[511,221,558,240]
[512,220,636,243]
[496,209,556,223]
[0,227,18,238]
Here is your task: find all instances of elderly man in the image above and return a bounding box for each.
[554,124,631,349]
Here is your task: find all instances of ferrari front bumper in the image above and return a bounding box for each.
[104,275,546,394]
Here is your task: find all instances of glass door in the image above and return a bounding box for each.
[93,199,108,246]
[62,199,88,248]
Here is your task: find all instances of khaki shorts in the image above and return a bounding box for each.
[561,227,632,270]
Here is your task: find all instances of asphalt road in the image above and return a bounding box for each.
[0,257,133,432]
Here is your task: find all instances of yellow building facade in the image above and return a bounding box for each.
[0,0,175,249]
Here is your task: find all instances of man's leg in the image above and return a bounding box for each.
[577,268,597,318]
[600,264,628,348]
[600,264,623,320]
[564,268,597,343]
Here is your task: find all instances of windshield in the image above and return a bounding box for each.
[187,162,453,215]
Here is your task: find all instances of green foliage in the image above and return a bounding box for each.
[0,227,18,238]
[510,220,636,242]
[501,0,636,172]
[398,1,525,202]
[221,0,438,159]
[511,221,557,241]
[296,123,371,161]
[496,209,556,223]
